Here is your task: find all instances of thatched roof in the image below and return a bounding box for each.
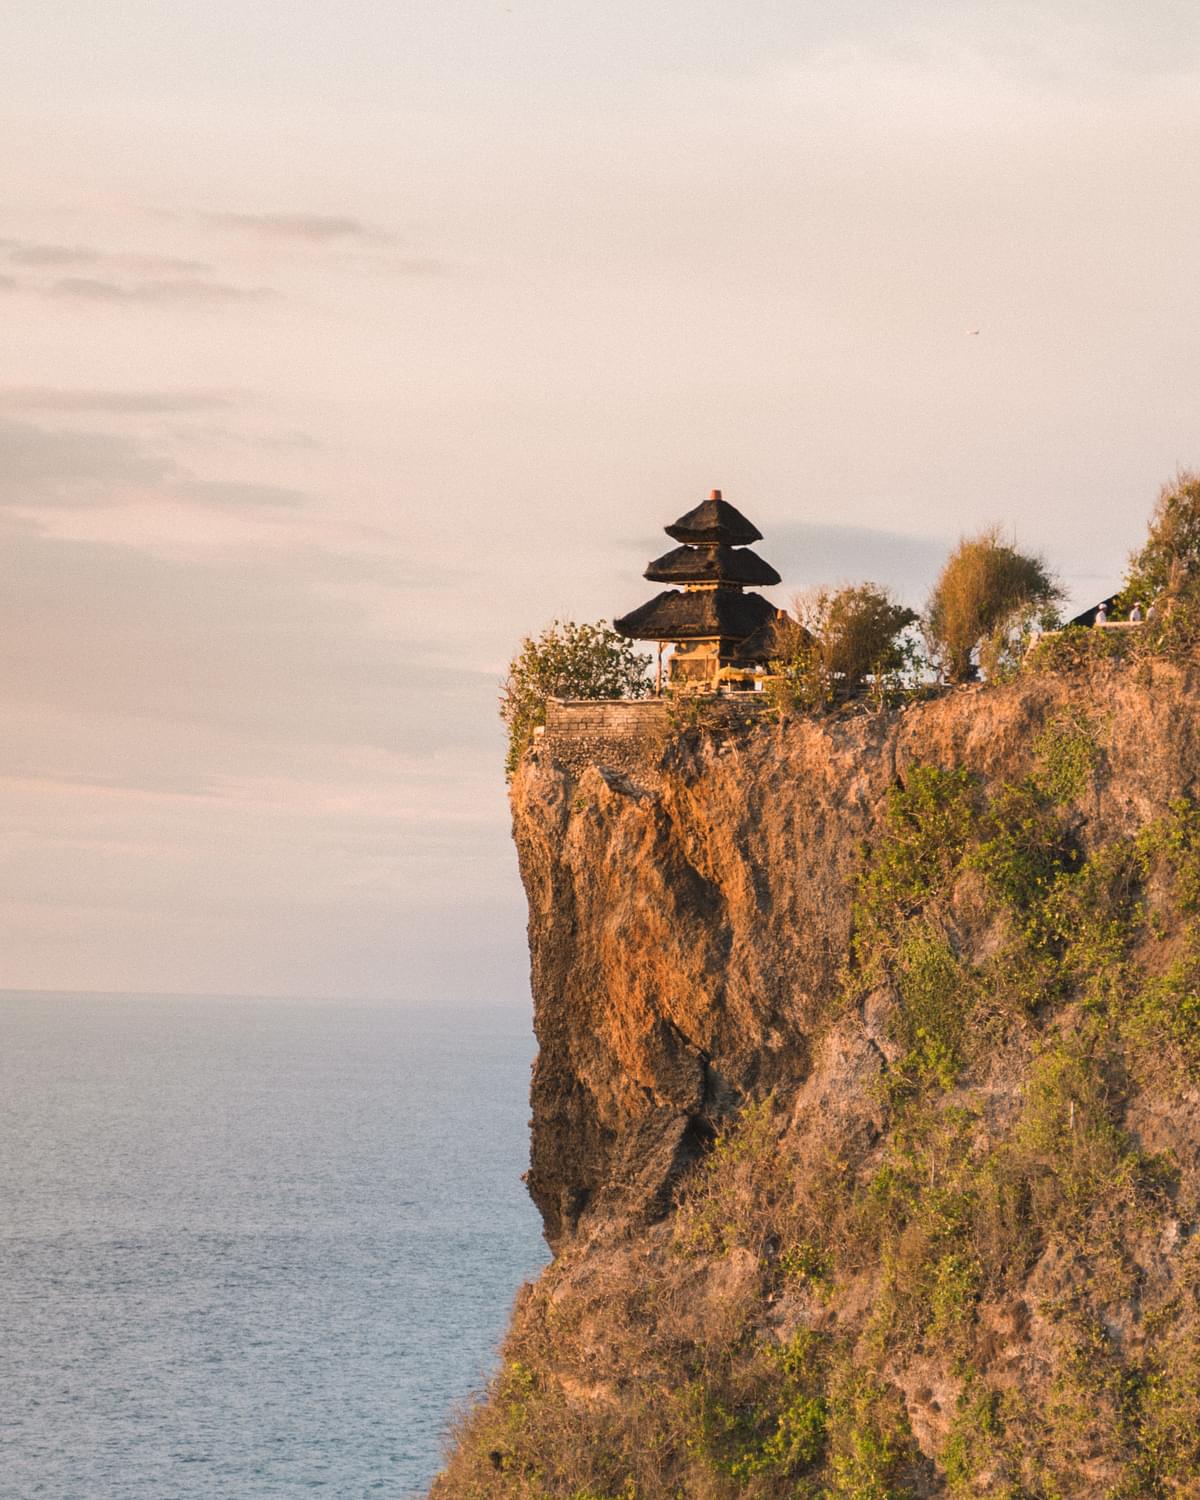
[615,588,778,642]
[665,490,762,546]
[734,611,807,663]
[644,543,781,587]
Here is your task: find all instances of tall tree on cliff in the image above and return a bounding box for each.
[925,528,1062,683]
[500,619,651,777]
[771,583,919,709]
[1122,469,1200,606]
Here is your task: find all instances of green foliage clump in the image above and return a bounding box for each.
[674,1096,787,1258]
[924,526,1062,683]
[1134,1326,1200,1488]
[689,1332,829,1487]
[500,619,651,777]
[824,1365,920,1500]
[1122,469,1200,607]
[850,765,980,975]
[769,584,920,713]
[1025,620,1133,674]
[942,1380,1010,1497]
[889,928,970,1092]
[1032,710,1104,804]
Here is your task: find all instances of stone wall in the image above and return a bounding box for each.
[537,698,670,776]
[537,695,772,776]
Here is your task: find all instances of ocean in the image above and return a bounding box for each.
[0,992,547,1498]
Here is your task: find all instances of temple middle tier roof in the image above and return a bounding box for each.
[644,542,781,587]
[614,587,778,643]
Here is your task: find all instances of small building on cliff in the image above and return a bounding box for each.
[614,489,786,691]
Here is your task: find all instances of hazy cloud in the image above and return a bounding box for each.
[0,387,238,414]
[205,211,395,243]
[4,241,99,267]
[171,425,320,452]
[47,276,277,305]
[1,238,212,274]
[0,418,311,513]
[0,523,490,755]
[0,419,171,505]
[766,521,952,608]
[175,479,310,510]
[366,254,454,278]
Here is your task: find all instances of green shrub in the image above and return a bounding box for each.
[943,1381,1007,1496]
[1121,469,1200,607]
[770,584,920,711]
[1025,622,1131,674]
[890,927,971,1092]
[1133,1326,1200,1488]
[1033,710,1103,804]
[825,1365,920,1499]
[850,766,979,976]
[500,619,651,777]
[924,527,1062,684]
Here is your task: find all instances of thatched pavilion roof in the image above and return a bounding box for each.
[665,490,762,546]
[644,543,781,587]
[733,611,806,663]
[615,588,778,642]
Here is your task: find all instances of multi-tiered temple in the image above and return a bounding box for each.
[615,489,783,690]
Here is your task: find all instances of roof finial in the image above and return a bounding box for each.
[710,488,722,501]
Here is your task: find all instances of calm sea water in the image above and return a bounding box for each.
[0,992,547,1499]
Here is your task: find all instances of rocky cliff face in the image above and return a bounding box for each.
[436,657,1200,1498]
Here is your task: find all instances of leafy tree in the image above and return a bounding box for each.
[500,619,651,777]
[1122,470,1200,608]
[770,583,919,710]
[925,528,1061,684]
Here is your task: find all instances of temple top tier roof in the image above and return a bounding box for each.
[665,489,762,546]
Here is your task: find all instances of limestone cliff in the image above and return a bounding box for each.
[436,657,1200,1498]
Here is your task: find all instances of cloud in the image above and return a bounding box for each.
[175,479,309,510]
[0,238,212,274]
[0,521,491,757]
[205,211,395,244]
[4,241,99,267]
[367,254,454,278]
[0,387,237,414]
[763,520,952,608]
[0,418,171,505]
[0,418,313,513]
[47,276,278,305]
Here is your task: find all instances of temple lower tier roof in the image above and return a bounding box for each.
[615,588,778,642]
[665,492,762,546]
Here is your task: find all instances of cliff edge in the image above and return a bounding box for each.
[436,656,1200,1498]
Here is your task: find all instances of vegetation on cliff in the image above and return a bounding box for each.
[923,530,1062,686]
[442,479,1200,1499]
[767,584,918,713]
[500,620,651,777]
[439,698,1200,1496]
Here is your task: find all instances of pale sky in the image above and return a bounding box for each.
[2,1,1199,999]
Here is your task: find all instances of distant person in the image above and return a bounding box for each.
[1094,602,1108,626]
[1129,601,1144,622]
[1147,599,1160,623]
